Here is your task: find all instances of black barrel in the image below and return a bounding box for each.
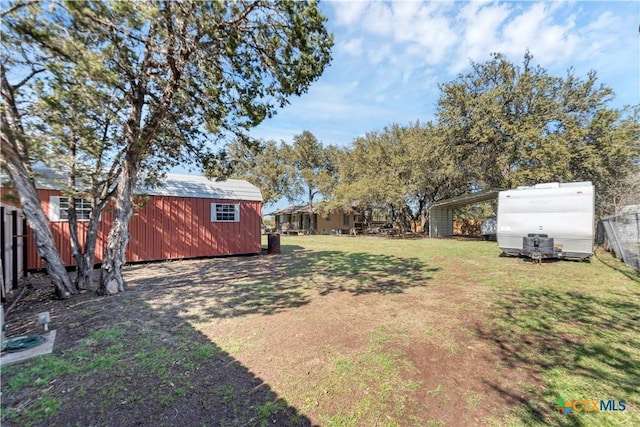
[267,233,281,255]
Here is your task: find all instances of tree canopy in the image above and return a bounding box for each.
[225,138,289,207]
[436,51,639,215]
[333,122,467,229]
[2,0,333,296]
[195,51,637,229]
[282,131,337,201]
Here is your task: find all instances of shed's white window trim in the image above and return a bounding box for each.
[49,196,92,222]
[211,203,240,222]
[49,196,60,221]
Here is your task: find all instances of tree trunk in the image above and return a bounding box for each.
[2,65,75,298]
[308,188,315,234]
[70,219,100,291]
[69,204,101,290]
[99,158,138,295]
[2,158,76,299]
[79,214,101,290]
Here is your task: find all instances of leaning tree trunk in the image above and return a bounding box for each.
[2,158,76,298]
[99,159,138,295]
[1,66,75,298]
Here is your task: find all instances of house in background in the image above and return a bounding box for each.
[271,203,390,235]
[1,172,263,269]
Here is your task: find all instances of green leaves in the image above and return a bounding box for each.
[4,0,333,176]
[436,51,638,216]
[3,0,333,290]
[223,138,290,207]
[227,131,339,212]
[332,122,466,227]
[281,131,339,207]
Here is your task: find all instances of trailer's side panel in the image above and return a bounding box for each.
[497,182,594,258]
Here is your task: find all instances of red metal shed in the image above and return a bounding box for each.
[4,173,262,270]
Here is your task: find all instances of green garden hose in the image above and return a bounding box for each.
[3,335,46,353]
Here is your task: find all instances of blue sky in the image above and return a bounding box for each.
[250,0,639,149]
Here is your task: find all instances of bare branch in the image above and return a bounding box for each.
[11,67,46,89]
[1,0,40,18]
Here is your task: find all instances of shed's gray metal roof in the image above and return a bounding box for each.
[2,169,262,202]
[0,168,71,191]
[145,174,262,202]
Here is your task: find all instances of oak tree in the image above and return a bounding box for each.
[3,0,333,295]
[436,51,639,216]
[281,131,338,232]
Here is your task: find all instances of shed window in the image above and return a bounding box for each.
[343,213,350,226]
[49,196,92,221]
[211,203,240,222]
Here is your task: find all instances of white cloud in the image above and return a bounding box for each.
[503,4,551,53]
[583,9,617,32]
[451,1,511,70]
[577,10,619,59]
[250,1,638,151]
[249,125,300,144]
[328,1,629,77]
[340,37,364,55]
[356,1,459,64]
[496,2,626,74]
[332,0,370,26]
[366,43,394,65]
[360,2,395,37]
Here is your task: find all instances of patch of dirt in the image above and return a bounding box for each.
[1,260,311,427]
[1,251,542,426]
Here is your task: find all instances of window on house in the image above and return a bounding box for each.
[211,203,240,222]
[343,213,350,226]
[49,196,92,221]
[371,208,387,223]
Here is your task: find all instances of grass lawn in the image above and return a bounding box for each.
[1,235,638,426]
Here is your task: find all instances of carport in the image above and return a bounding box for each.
[429,190,501,238]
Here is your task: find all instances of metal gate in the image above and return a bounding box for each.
[599,208,640,273]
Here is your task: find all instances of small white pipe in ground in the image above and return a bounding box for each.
[37,312,50,332]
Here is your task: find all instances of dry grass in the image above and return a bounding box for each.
[2,235,638,426]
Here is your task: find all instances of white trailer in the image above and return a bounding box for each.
[497,182,595,260]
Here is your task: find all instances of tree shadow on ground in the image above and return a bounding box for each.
[2,245,439,426]
[123,247,439,322]
[475,286,640,426]
[1,284,313,426]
